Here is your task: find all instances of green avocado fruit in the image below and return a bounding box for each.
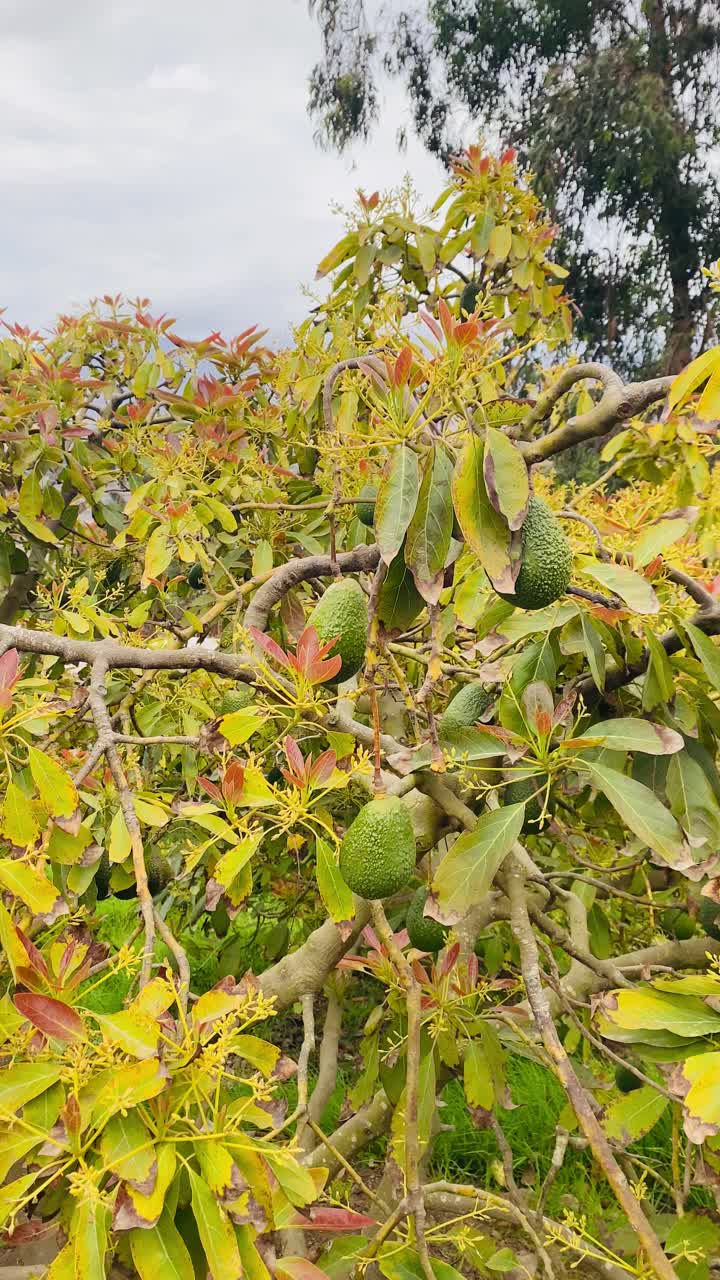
[406,886,449,953]
[615,1065,643,1094]
[504,773,552,833]
[339,796,416,900]
[308,578,369,682]
[187,563,205,589]
[699,897,720,941]
[440,681,494,735]
[218,687,255,716]
[460,281,481,316]
[357,484,377,528]
[499,496,572,611]
[377,552,425,631]
[661,907,696,941]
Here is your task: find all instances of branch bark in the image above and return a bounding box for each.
[519,365,673,463]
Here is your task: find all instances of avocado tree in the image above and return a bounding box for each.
[1,149,720,1280]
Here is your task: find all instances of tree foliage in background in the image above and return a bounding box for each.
[308,0,720,374]
[2,149,720,1278]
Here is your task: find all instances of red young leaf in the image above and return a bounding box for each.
[284,736,306,779]
[14,993,84,1043]
[15,926,50,981]
[394,345,413,388]
[309,750,336,786]
[0,648,20,710]
[61,1093,81,1137]
[500,147,517,165]
[248,626,290,669]
[455,319,479,347]
[436,941,461,978]
[420,310,443,342]
[198,776,223,805]
[222,760,245,805]
[275,1260,331,1280]
[285,1206,377,1232]
[438,298,455,340]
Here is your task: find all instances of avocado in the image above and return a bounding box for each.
[406,886,448,953]
[308,578,369,682]
[104,850,172,901]
[377,552,425,631]
[339,796,416,900]
[700,897,720,941]
[498,496,572,611]
[615,1065,643,1094]
[440,681,493,735]
[357,484,377,528]
[661,907,696,940]
[95,852,112,901]
[218,687,255,716]
[460,281,481,316]
[504,773,552,833]
[187,563,205,589]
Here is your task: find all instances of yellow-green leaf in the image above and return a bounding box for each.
[28,746,78,819]
[316,836,354,923]
[603,1085,668,1143]
[109,808,132,863]
[218,708,264,746]
[482,426,529,530]
[189,1169,242,1280]
[1,782,39,848]
[129,1209,195,1280]
[0,859,61,916]
[452,436,515,592]
[432,804,525,922]
[96,1010,161,1059]
[143,525,173,584]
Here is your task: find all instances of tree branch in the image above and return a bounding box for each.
[243,543,381,633]
[519,365,673,463]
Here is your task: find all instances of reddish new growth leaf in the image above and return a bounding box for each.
[15,925,50,983]
[0,648,20,710]
[281,736,336,790]
[500,147,517,165]
[251,625,341,686]
[248,625,291,670]
[393,345,413,388]
[198,776,223,804]
[438,298,455,340]
[14,993,84,1044]
[222,759,246,805]
[285,1206,377,1232]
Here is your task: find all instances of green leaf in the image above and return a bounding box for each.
[482,427,529,530]
[233,1034,280,1076]
[668,346,720,411]
[375,445,421,565]
[452,436,515,592]
[603,1085,668,1143]
[28,746,78,819]
[439,726,504,761]
[315,232,357,279]
[666,1211,720,1259]
[583,718,683,755]
[416,232,436,274]
[488,223,512,262]
[217,707,264,746]
[17,512,59,545]
[0,1062,62,1113]
[684,621,720,693]
[316,836,354,923]
[213,834,262,891]
[0,858,61,916]
[666,752,720,846]
[643,627,674,710]
[580,561,659,614]
[263,1150,318,1207]
[18,471,42,519]
[91,1058,168,1123]
[405,446,454,602]
[464,1039,493,1109]
[378,1244,465,1280]
[188,1169,242,1279]
[581,613,606,692]
[633,517,690,568]
[600,989,720,1040]
[130,1210,195,1280]
[96,1010,160,1059]
[143,525,173,584]
[109,808,132,862]
[1,781,39,848]
[471,209,495,256]
[73,1197,110,1280]
[583,761,686,864]
[353,242,376,285]
[133,797,171,827]
[0,1172,39,1231]
[431,804,525,922]
[100,1111,155,1185]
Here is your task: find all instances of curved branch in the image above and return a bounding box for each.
[520,366,673,464]
[0,623,256,679]
[243,544,381,632]
[257,901,371,1009]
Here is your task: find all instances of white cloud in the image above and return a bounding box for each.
[0,0,445,344]
[146,63,215,93]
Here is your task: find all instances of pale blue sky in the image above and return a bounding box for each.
[0,0,444,343]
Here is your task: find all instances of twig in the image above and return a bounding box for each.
[505,854,678,1280]
[154,910,190,1013]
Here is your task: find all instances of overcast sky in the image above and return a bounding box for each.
[0,0,445,344]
